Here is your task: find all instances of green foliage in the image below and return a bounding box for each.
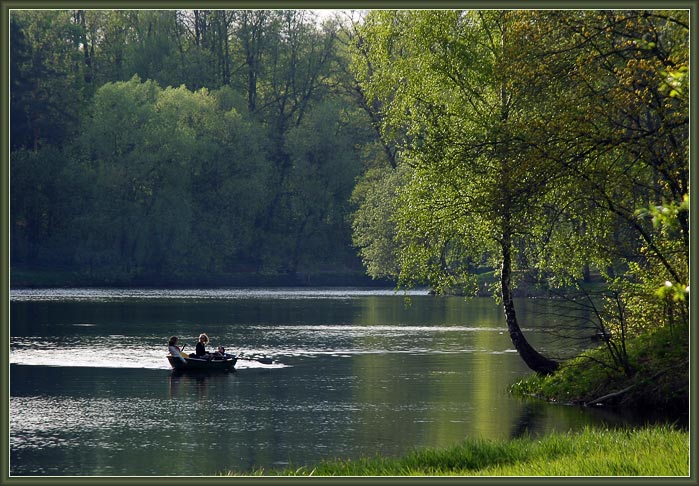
[279,100,363,270]
[10,10,378,282]
[350,165,406,280]
[510,321,688,411]
[10,10,88,149]
[10,6,689,343]
[661,65,688,98]
[351,11,529,295]
[73,77,275,275]
[516,11,689,282]
[592,193,689,360]
[10,146,76,266]
[349,9,689,375]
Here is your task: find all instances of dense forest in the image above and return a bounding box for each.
[10,9,689,375]
[10,10,383,285]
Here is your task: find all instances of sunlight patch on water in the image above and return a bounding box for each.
[246,324,501,333]
[10,346,174,370]
[10,287,429,302]
[10,395,183,452]
[10,319,516,370]
[9,339,514,369]
[9,342,286,370]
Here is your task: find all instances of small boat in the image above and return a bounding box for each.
[167,354,237,372]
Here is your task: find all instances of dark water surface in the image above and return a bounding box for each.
[9,288,662,476]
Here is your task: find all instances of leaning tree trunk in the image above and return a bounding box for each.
[496,13,558,376]
[500,234,559,376]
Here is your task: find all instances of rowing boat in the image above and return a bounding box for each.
[167,354,237,372]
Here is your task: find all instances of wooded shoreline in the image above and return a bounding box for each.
[10,267,393,289]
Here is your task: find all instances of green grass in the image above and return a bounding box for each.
[225,426,688,476]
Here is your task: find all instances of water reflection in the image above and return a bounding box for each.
[510,397,688,440]
[10,289,667,476]
[168,371,236,400]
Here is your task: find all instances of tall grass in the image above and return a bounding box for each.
[227,426,688,477]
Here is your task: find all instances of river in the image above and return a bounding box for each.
[9,287,660,476]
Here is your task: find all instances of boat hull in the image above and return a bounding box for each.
[167,355,237,372]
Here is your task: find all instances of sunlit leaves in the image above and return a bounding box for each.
[352,10,579,295]
[351,165,408,280]
[351,9,688,347]
[660,65,688,98]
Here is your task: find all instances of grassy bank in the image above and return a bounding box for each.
[510,323,689,413]
[228,426,687,476]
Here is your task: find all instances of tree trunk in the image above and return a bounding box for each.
[501,234,559,375]
[496,14,557,376]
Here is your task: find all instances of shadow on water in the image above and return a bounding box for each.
[510,398,688,440]
[168,369,236,399]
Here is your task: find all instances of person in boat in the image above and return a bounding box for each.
[214,345,230,359]
[191,332,212,360]
[168,336,186,364]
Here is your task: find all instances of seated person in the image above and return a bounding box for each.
[214,345,230,359]
[190,332,212,360]
[168,336,186,363]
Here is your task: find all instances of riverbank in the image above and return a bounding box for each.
[9,268,394,288]
[229,426,687,476]
[510,322,689,414]
[11,265,607,296]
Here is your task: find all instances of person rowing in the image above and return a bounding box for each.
[167,336,186,364]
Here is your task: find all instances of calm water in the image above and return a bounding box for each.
[9,288,658,476]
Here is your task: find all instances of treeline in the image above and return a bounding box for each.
[10,10,386,284]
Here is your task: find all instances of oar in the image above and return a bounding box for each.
[236,355,274,365]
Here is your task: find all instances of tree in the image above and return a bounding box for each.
[338,11,399,169]
[351,9,689,375]
[10,10,87,151]
[9,14,33,150]
[75,77,274,278]
[9,9,391,283]
[282,99,365,274]
[350,164,407,280]
[249,10,348,274]
[353,11,561,374]
[506,10,689,371]
[508,11,688,287]
[230,10,271,112]
[10,147,75,267]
